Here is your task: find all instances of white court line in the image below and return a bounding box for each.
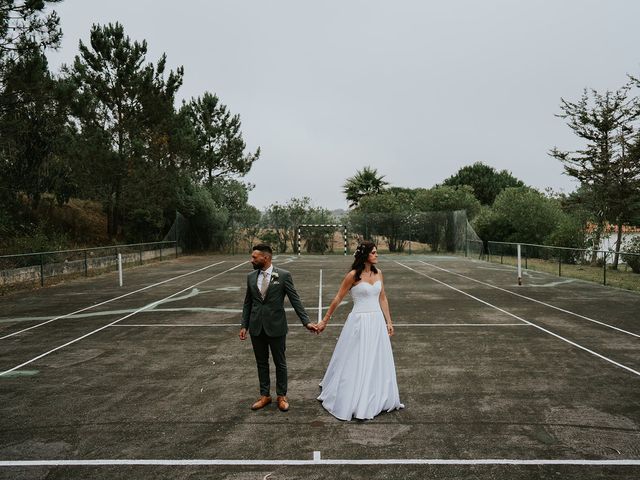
[109,323,529,328]
[395,261,640,378]
[0,262,248,377]
[420,260,640,339]
[2,304,342,324]
[111,324,243,327]
[390,323,528,327]
[0,261,227,340]
[1,457,640,467]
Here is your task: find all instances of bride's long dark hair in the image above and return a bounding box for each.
[351,241,377,283]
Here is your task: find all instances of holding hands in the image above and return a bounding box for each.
[316,315,330,334]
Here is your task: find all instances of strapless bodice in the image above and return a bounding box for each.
[350,280,382,313]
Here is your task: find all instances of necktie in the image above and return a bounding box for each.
[260,271,269,298]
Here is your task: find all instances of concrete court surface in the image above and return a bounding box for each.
[1,253,640,479]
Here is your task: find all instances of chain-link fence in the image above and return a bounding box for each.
[486,241,640,289]
[0,241,179,290]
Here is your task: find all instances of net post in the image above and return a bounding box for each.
[517,243,522,285]
[40,253,44,287]
[318,269,323,323]
[297,226,301,256]
[118,253,123,287]
[558,255,562,277]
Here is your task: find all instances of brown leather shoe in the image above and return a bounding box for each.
[251,395,272,410]
[277,395,289,412]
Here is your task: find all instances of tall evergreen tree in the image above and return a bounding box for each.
[68,22,183,238]
[0,0,62,57]
[1,46,72,206]
[181,92,259,184]
[550,85,640,267]
[0,0,64,225]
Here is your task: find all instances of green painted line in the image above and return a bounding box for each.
[0,370,38,377]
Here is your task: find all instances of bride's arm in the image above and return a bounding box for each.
[378,272,394,336]
[317,270,356,333]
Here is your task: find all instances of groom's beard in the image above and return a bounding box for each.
[251,255,269,270]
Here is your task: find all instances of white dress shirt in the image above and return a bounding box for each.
[257,265,274,292]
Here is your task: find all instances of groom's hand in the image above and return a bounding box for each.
[239,328,248,340]
[305,323,318,333]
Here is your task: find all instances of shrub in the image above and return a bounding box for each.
[546,214,586,264]
[473,187,563,246]
[259,231,281,251]
[621,236,640,273]
[124,207,164,243]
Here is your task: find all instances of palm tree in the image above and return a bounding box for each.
[343,166,389,208]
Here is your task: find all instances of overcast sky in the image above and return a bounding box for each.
[46,0,640,211]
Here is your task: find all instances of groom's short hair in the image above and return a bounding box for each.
[253,243,273,256]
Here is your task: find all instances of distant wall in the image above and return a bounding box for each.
[600,233,640,253]
[0,247,181,288]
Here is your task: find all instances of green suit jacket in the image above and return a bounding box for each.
[241,267,310,337]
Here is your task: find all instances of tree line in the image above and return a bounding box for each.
[343,142,640,269]
[1,1,259,251]
[339,74,640,270]
[2,2,639,267]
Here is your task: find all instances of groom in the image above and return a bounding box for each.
[239,244,317,412]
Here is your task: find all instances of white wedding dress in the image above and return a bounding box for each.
[318,280,404,421]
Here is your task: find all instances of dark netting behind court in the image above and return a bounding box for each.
[162,209,484,257]
[163,211,190,250]
[346,210,483,257]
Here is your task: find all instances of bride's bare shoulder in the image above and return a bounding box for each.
[341,270,357,290]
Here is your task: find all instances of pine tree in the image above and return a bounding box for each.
[550,85,640,267]
[0,0,66,228]
[68,22,183,238]
[181,92,259,184]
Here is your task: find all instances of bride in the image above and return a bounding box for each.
[316,241,404,421]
